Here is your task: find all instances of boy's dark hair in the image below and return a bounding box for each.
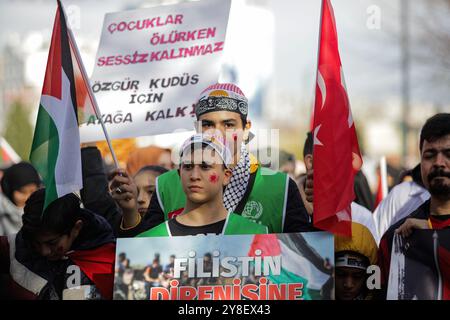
[240,116,247,130]
[135,165,168,177]
[22,188,82,240]
[303,132,313,159]
[420,113,450,151]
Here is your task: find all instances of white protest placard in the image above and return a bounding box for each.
[80,0,231,142]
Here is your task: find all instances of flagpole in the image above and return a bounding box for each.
[60,2,120,169]
[401,0,410,167]
[310,0,325,219]
[310,0,325,130]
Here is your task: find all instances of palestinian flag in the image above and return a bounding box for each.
[248,233,333,300]
[387,230,450,300]
[30,0,96,209]
[0,137,21,166]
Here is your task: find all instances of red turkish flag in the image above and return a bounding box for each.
[312,0,362,236]
[374,170,384,209]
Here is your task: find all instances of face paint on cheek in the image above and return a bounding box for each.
[209,173,218,183]
[232,133,238,141]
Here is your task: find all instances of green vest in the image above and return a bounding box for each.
[156,166,288,233]
[137,213,268,237]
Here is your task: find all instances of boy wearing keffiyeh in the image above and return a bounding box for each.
[110,83,312,236]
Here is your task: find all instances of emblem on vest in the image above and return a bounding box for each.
[242,201,263,221]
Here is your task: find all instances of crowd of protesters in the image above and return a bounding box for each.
[0,82,448,300]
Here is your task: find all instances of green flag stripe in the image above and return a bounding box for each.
[30,104,59,209]
[268,267,313,300]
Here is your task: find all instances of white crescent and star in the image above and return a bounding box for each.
[315,66,355,146]
[317,71,326,110]
[313,124,323,146]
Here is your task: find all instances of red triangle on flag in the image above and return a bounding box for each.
[42,7,62,100]
[248,234,281,257]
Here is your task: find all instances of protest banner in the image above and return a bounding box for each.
[387,230,450,300]
[80,0,231,142]
[113,232,334,300]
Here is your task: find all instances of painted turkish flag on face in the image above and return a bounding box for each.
[312,0,362,236]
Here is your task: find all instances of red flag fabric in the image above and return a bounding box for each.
[69,30,99,124]
[68,242,116,300]
[248,234,280,257]
[312,0,362,236]
[42,0,98,124]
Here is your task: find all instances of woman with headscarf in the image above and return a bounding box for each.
[0,162,41,235]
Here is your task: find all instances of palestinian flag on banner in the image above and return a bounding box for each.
[69,27,98,124]
[0,137,21,166]
[248,233,333,300]
[387,230,450,300]
[30,0,97,209]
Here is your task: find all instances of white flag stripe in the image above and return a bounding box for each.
[279,240,330,290]
[351,202,379,243]
[39,71,82,197]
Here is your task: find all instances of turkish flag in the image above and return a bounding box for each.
[312,0,362,236]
